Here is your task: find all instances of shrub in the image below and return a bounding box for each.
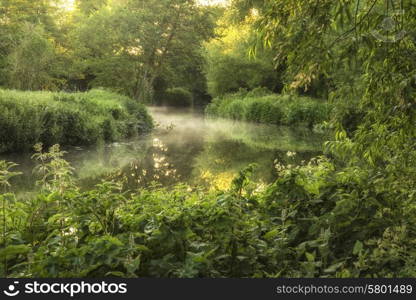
[0,89,153,153]
[163,87,193,107]
[206,91,332,127]
[224,99,246,120]
[245,87,273,98]
[284,96,331,127]
[261,102,285,124]
[2,150,416,278]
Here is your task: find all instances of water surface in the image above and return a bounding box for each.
[1,107,326,192]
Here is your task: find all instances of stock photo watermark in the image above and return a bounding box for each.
[371,11,406,42]
[2,281,127,297]
[370,0,416,85]
[371,0,407,43]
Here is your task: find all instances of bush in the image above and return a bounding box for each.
[2,150,416,278]
[0,89,153,153]
[224,100,246,120]
[163,87,193,107]
[284,97,331,127]
[206,91,332,127]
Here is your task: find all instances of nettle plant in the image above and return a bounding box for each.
[0,161,22,277]
[31,143,75,194]
[231,0,416,275]
[1,141,416,277]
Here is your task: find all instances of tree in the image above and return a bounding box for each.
[71,0,216,102]
[0,0,70,89]
[203,9,282,97]
[5,24,61,90]
[233,0,416,158]
[76,0,108,15]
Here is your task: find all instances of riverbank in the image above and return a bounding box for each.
[1,107,324,193]
[1,146,414,278]
[205,89,332,128]
[0,89,153,153]
[1,108,414,279]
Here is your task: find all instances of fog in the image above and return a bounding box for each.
[1,107,324,192]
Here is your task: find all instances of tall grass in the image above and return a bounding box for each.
[205,89,332,127]
[0,89,153,153]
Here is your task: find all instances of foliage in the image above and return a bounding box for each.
[0,0,217,102]
[1,146,416,278]
[203,10,282,97]
[4,24,62,91]
[206,89,332,127]
[70,0,217,102]
[225,0,416,277]
[233,0,416,155]
[0,0,69,90]
[1,0,415,280]
[0,89,153,153]
[31,144,75,193]
[163,87,193,107]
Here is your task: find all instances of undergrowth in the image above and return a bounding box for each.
[0,89,153,153]
[1,144,415,278]
[205,89,332,128]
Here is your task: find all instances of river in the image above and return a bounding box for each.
[0,107,326,192]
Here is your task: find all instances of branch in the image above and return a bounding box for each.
[329,0,379,48]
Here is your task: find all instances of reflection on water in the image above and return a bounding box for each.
[1,106,326,192]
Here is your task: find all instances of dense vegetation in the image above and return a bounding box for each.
[1,145,415,278]
[202,11,283,97]
[0,89,153,153]
[163,87,194,107]
[1,0,416,279]
[0,0,219,105]
[206,89,332,127]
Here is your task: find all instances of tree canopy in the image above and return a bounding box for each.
[0,0,219,104]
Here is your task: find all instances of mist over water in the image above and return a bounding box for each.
[1,106,325,192]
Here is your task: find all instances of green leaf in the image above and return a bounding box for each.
[263,228,279,240]
[105,271,126,278]
[0,245,30,260]
[353,240,363,255]
[324,262,344,274]
[305,252,315,262]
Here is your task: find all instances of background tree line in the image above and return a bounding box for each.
[1,0,322,106]
[0,0,223,105]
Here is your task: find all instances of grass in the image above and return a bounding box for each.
[0,89,153,153]
[205,89,332,128]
